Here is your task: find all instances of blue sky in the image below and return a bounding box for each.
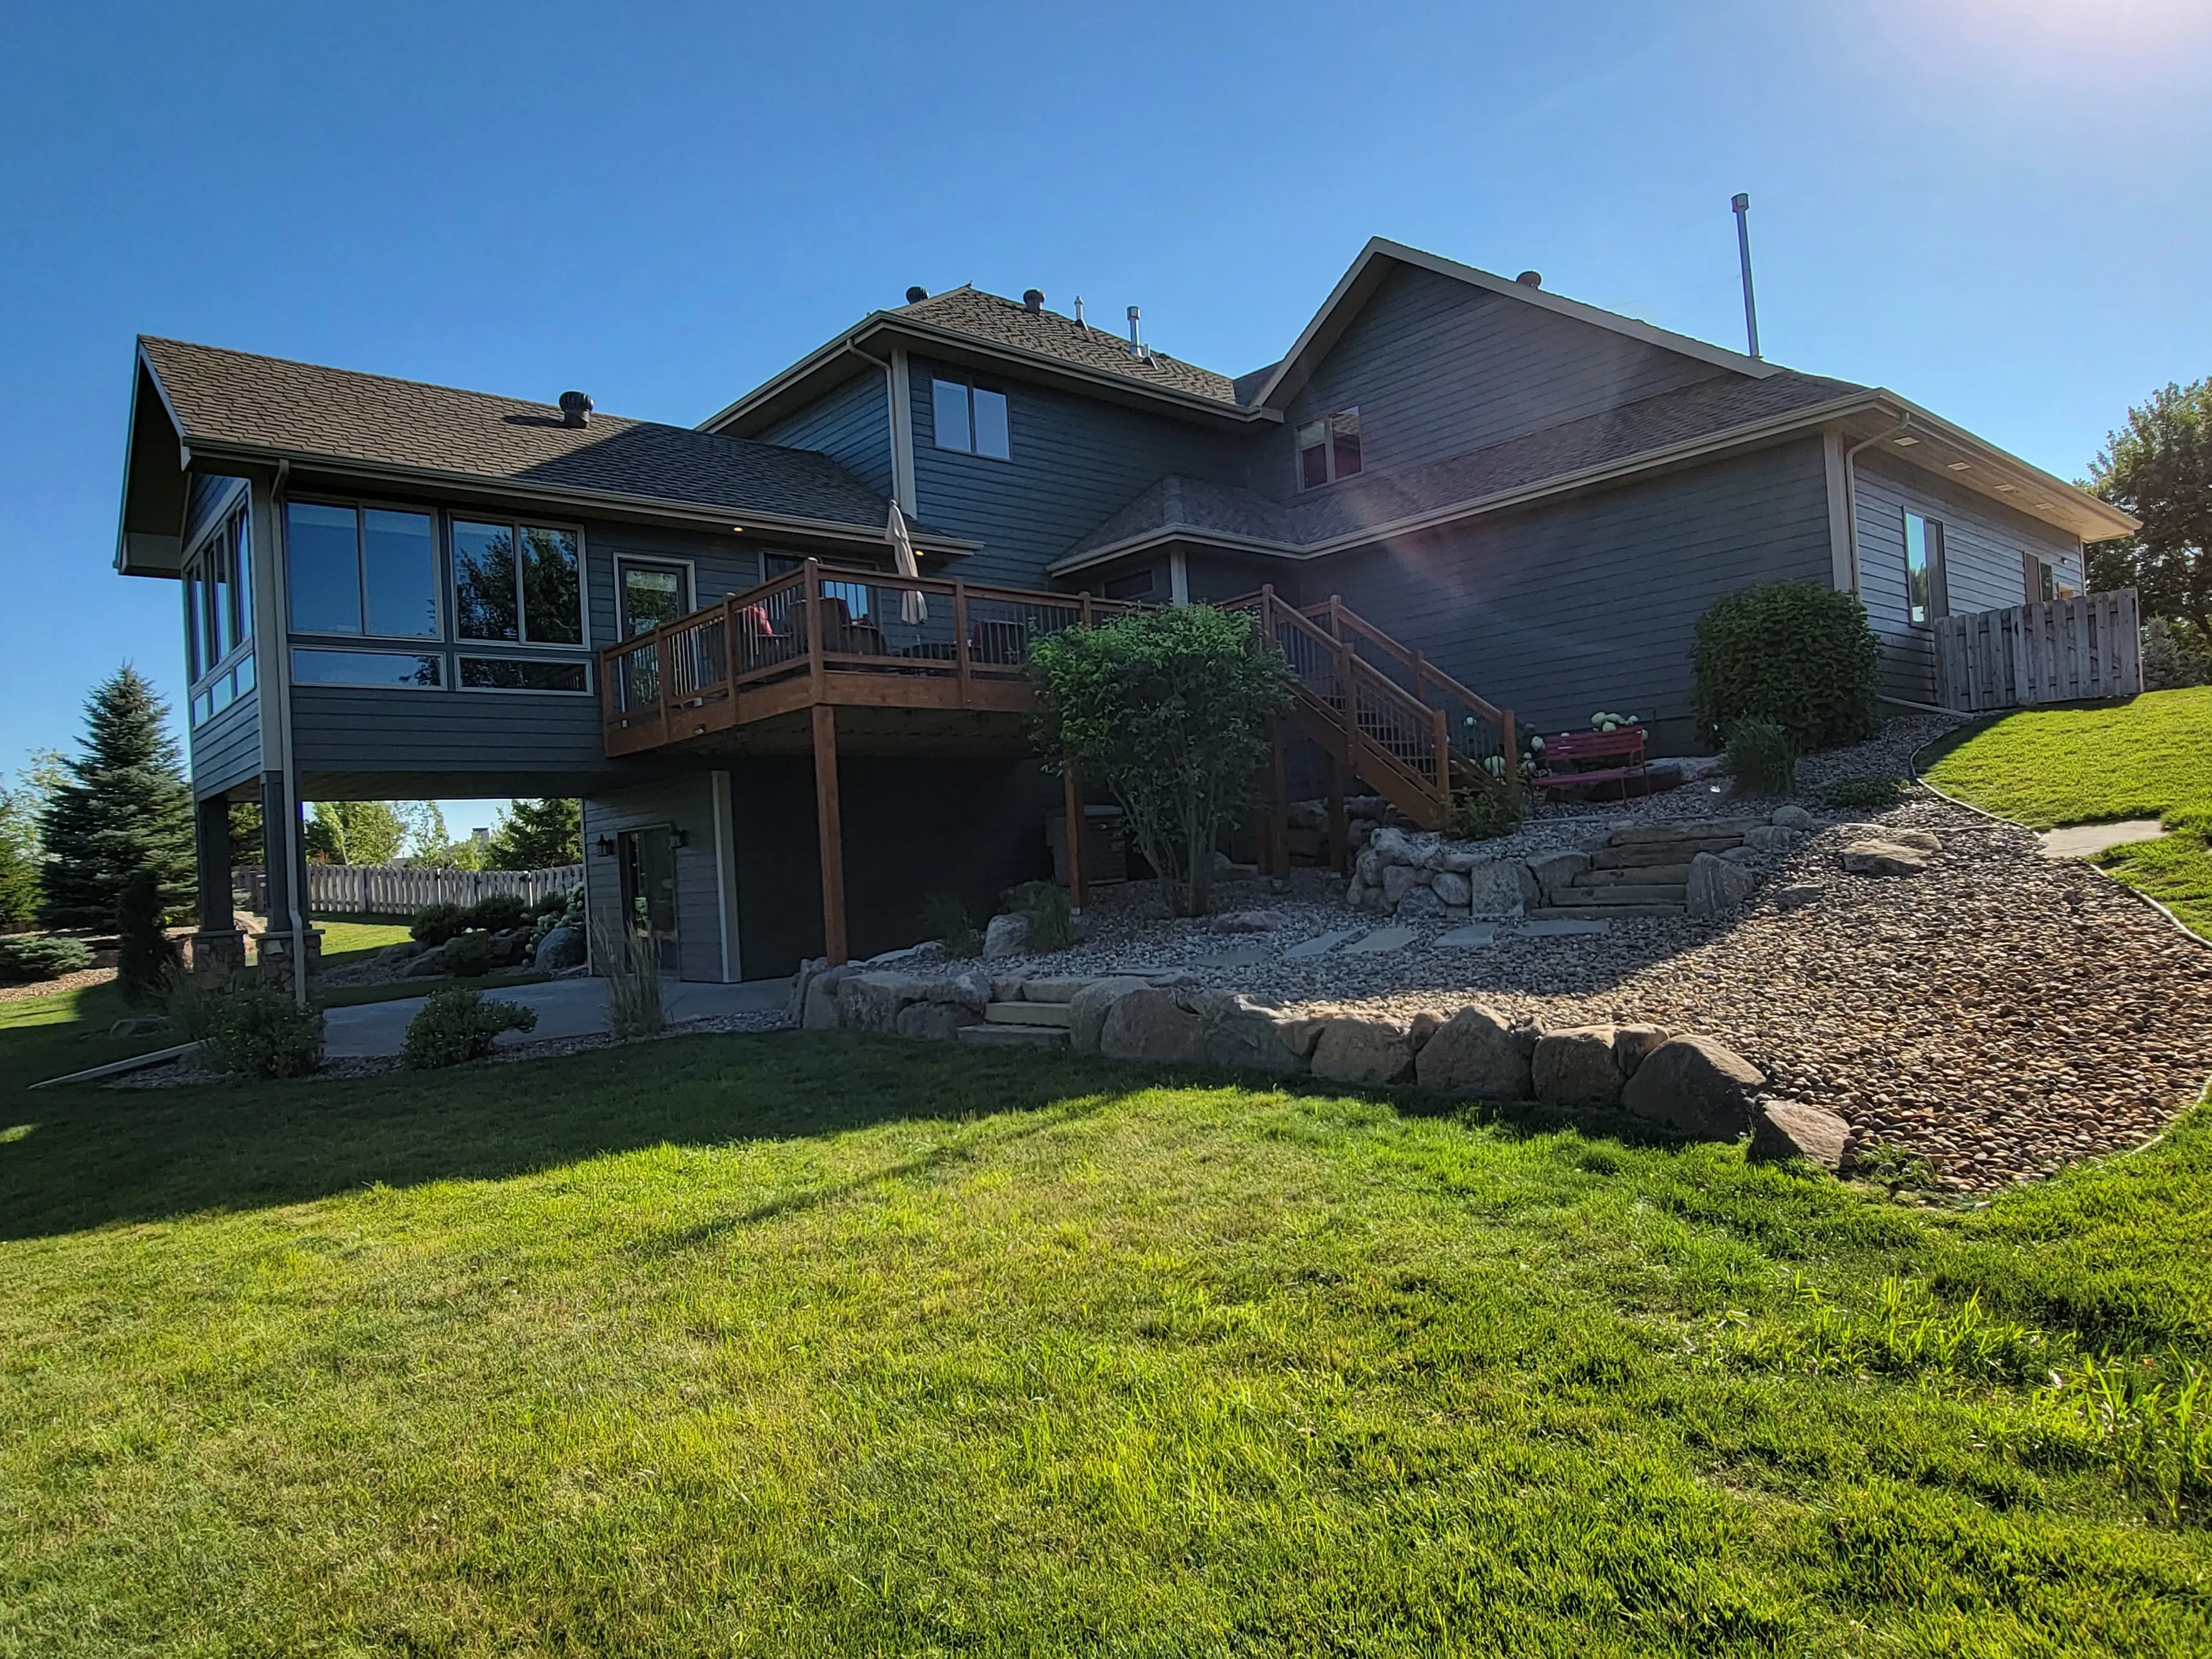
[3,0,2206,833]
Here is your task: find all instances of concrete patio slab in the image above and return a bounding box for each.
[2038,819,2166,859]
[1341,927,1416,954]
[321,976,789,1060]
[1282,928,1363,959]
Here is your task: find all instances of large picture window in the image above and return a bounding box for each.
[286,500,438,638]
[454,519,583,644]
[1904,511,1947,627]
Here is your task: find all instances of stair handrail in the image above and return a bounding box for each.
[1308,595,1508,727]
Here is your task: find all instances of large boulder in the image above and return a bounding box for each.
[534,925,585,973]
[1532,1025,1625,1109]
[1212,909,1290,934]
[1380,863,1422,909]
[1068,976,1151,1054]
[836,971,927,1034]
[1744,825,1804,854]
[1749,1101,1851,1170]
[1841,839,1932,876]
[1619,1035,1765,1140]
[1098,987,1209,1063]
[1396,884,1449,921]
[894,1000,971,1042]
[1413,1004,1536,1100]
[1430,870,1473,907]
[1770,804,1815,830]
[1464,858,1538,917]
[1528,851,1591,895]
[802,965,849,1030]
[1687,852,1760,918]
[983,912,1031,958]
[1612,1024,1671,1078]
[1202,995,1312,1075]
[1311,1016,1416,1086]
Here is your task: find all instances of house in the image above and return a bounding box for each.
[115,237,2135,984]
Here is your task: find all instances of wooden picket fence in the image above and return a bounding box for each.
[232,863,583,919]
[1933,588,2143,714]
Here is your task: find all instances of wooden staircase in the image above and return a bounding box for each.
[1225,588,1517,833]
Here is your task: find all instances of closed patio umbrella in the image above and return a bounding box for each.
[887,501,928,626]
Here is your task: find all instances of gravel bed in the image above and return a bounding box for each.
[990,717,2212,1191]
[0,966,117,1005]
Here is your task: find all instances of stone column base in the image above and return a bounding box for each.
[256,928,325,981]
[189,930,248,978]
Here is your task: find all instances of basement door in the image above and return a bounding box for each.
[617,826,682,974]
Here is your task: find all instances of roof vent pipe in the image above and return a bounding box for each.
[1074,295,1085,327]
[905,285,927,304]
[1731,192,1761,359]
[1022,288,1044,313]
[1516,270,1542,288]
[558,390,593,428]
[1126,305,1143,357]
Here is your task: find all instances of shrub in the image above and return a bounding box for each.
[0,934,95,982]
[410,901,468,946]
[1725,718,1797,796]
[1446,784,1522,842]
[460,893,530,933]
[531,890,570,918]
[116,868,179,1006]
[1824,775,1907,811]
[435,930,495,977]
[401,985,538,1070]
[597,924,665,1039]
[920,893,982,959]
[197,983,322,1079]
[1693,580,1880,751]
[1003,880,1073,952]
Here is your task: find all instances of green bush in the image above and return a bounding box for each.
[198,983,322,1079]
[435,930,495,977]
[1446,784,1522,842]
[410,902,468,946]
[1693,580,1880,751]
[401,985,538,1070]
[0,934,95,982]
[1726,718,1798,796]
[461,893,530,933]
[920,893,981,959]
[531,890,570,917]
[116,869,179,1006]
[1824,775,1907,811]
[1003,880,1073,952]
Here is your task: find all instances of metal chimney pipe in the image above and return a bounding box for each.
[1074,295,1085,326]
[1126,305,1141,348]
[1731,192,1761,359]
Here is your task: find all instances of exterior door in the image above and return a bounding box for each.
[617,826,681,973]
[618,560,693,638]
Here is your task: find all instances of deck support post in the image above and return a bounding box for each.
[1267,721,1290,879]
[811,702,847,966]
[1500,708,1520,818]
[1062,765,1087,911]
[1326,750,1349,876]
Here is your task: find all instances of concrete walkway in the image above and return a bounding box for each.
[322,976,790,1060]
[2038,818,2167,859]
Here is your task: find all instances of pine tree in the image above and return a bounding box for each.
[488,799,581,869]
[38,667,196,931]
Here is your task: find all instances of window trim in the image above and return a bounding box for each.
[1295,405,1364,491]
[1903,509,1948,628]
[614,555,699,639]
[928,374,1013,462]
[283,494,448,644]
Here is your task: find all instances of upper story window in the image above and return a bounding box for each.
[453,519,583,645]
[288,500,439,638]
[1905,511,1947,627]
[932,377,1011,460]
[184,504,253,682]
[1297,408,1363,489]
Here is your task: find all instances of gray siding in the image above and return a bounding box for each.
[290,684,606,775]
[1261,264,1728,499]
[189,689,262,800]
[1852,458,2085,706]
[910,354,1243,587]
[582,776,731,983]
[581,514,763,639]
[758,369,894,498]
[1299,438,1835,754]
[184,473,249,553]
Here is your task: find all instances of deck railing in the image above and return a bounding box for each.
[601,559,1138,752]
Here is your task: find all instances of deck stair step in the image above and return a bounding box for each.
[1528,903,1687,920]
[983,1001,1072,1028]
[957,1023,1071,1048]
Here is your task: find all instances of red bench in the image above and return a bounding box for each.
[1530,726,1648,800]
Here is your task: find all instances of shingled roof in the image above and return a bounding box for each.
[895,288,1242,407]
[138,337,919,535]
[1060,366,1871,565]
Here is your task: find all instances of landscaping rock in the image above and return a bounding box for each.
[1068,976,1150,1054]
[1686,852,1760,918]
[1413,1004,1536,1100]
[1212,909,1290,934]
[1843,840,1933,876]
[1395,884,1449,921]
[403,952,448,979]
[1465,858,1538,917]
[1771,883,1822,911]
[894,1000,969,1042]
[1098,986,1208,1063]
[377,939,426,964]
[1745,825,1805,854]
[1528,851,1592,893]
[1203,994,1311,1075]
[1612,1024,1671,1078]
[802,965,849,1030]
[1770,805,1815,830]
[1381,863,1422,909]
[1619,1035,1765,1140]
[1311,1016,1416,1086]
[1019,977,1088,1004]
[1430,870,1473,907]
[1750,1100,1851,1170]
[836,971,923,1034]
[983,913,1031,959]
[533,925,585,972]
[1532,1025,1625,1109]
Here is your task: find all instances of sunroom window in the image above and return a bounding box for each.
[286,501,439,638]
[454,520,583,645]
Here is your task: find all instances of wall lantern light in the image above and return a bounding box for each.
[595,835,616,858]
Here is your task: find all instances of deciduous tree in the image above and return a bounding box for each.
[2089,379,2212,645]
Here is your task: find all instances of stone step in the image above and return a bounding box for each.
[1590,838,1743,869]
[1551,884,1687,906]
[1527,902,1685,920]
[957,1023,1071,1048]
[1569,863,1692,888]
[984,1001,1072,1028]
[1606,818,1766,845]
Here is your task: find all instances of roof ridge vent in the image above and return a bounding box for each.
[1022,288,1044,314]
[558,390,593,427]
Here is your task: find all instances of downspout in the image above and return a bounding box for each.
[1840,412,1912,596]
[268,458,309,1007]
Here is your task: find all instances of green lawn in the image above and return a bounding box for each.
[312,918,415,965]
[1922,687,2212,936]
[2,992,2208,1654]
